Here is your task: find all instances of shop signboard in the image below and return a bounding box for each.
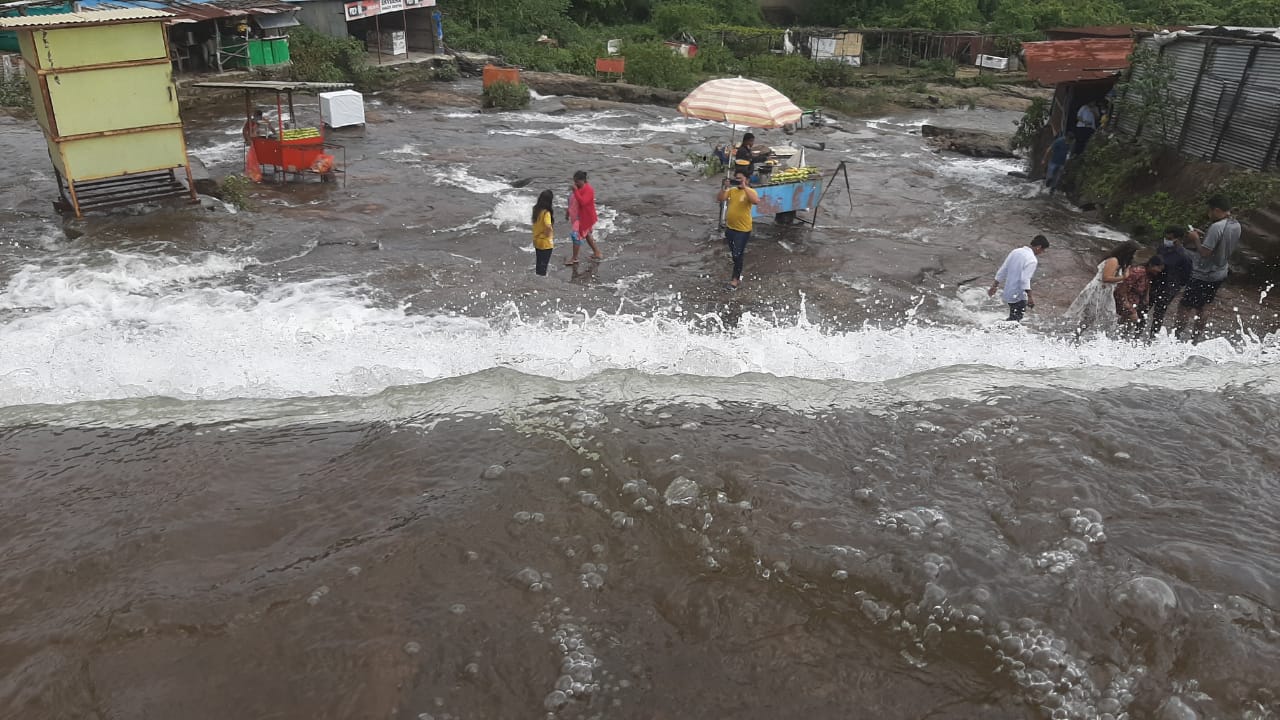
[344,0,435,21]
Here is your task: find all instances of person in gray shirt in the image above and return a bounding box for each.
[1175,195,1241,342]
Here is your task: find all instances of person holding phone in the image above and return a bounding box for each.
[715,171,760,290]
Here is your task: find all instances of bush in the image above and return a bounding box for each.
[288,26,365,83]
[691,43,739,75]
[1118,191,1196,239]
[917,57,957,76]
[619,41,697,90]
[811,60,861,87]
[483,80,530,109]
[1011,96,1049,151]
[433,60,461,81]
[219,174,253,210]
[0,74,32,109]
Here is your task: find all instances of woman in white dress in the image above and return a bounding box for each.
[1064,241,1139,334]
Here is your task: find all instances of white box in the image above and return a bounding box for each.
[975,54,1009,71]
[319,89,365,128]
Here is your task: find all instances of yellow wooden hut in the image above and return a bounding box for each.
[0,8,198,216]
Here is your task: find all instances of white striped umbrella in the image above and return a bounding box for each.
[677,77,803,128]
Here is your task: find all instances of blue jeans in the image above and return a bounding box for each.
[1045,161,1064,190]
[725,228,750,280]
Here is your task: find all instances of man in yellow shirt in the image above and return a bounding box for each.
[715,171,760,290]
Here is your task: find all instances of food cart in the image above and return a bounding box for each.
[746,148,823,225]
[192,80,349,185]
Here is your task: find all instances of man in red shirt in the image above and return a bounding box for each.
[566,170,603,265]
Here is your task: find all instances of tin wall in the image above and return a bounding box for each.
[1119,35,1280,172]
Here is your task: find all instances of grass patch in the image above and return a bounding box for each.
[219,174,253,210]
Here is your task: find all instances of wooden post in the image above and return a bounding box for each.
[375,13,382,65]
[1210,44,1259,163]
[1175,39,1215,152]
[214,22,223,72]
[1263,112,1280,171]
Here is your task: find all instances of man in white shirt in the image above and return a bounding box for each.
[988,235,1050,321]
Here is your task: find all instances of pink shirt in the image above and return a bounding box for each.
[570,182,598,232]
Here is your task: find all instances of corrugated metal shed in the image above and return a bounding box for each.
[1022,39,1134,85]
[0,7,169,27]
[1118,33,1280,171]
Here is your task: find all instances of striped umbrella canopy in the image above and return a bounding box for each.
[677,77,803,128]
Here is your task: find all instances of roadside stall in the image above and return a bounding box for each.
[193,79,350,184]
[678,77,827,226]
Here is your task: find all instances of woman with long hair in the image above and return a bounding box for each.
[531,190,555,276]
[1063,241,1139,334]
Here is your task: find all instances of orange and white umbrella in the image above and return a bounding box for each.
[677,77,803,128]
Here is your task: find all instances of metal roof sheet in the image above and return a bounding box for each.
[1022,38,1134,85]
[1045,26,1137,39]
[192,80,354,91]
[79,0,299,24]
[0,7,170,27]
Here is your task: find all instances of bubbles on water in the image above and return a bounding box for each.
[663,476,699,506]
[404,641,422,655]
[306,585,330,605]
[1062,506,1107,544]
[877,506,952,540]
[578,562,607,590]
[482,464,505,480]
[346,565,362,577]
[1110,576,1178,632]
[513,567,548,592]
[450,603,467,615]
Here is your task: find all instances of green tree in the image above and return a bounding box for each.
[1113,43,1184,146]
[990,0,1128,35]
[890,0,980,30]
[1125,0,1222,25]
[1222,0,1280,26]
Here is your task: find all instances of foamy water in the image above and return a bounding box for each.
[1,249,1276,407]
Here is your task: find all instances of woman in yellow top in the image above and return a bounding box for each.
[715,171,760,290]
[532,190,555,276]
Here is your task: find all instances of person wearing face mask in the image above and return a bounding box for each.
[1147,225,1196,337]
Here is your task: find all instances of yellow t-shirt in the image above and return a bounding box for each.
[533,209,554,250]
[724,188,753,232]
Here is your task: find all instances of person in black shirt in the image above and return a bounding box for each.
[1148,225,1196,337]
[733,132,770,180]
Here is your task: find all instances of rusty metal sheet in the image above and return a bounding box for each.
[1022,39,1135,85]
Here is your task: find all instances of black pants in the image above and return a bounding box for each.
[1007,300,1027,321]
[725,228,750,280]
[1148,284,1183,334]
[535,248,552,276]
[1073,127,1095,156]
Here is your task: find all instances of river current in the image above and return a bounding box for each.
[1,81,1278,720]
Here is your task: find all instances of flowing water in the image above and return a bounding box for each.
[1,82,1278,720]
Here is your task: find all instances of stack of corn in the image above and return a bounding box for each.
[281,127,321,141]
[768,166,822,184]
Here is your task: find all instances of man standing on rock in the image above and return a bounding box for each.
[988,235,1050,321]
[1042,131,1072,194]
[1148,225,1195,337]
[1174,196,1241,343]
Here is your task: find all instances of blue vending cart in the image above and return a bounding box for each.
[752,176,823,225]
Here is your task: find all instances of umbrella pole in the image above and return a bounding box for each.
[718,123,736,228]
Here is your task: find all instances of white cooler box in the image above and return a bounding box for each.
[319,89,365,128]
